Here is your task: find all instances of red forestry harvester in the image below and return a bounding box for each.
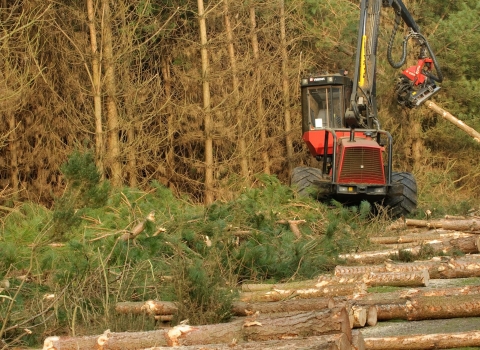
[292,0,443,217]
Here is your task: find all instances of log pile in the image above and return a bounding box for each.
[42,216,480,350]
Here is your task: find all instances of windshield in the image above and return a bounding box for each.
[306,86,344,129]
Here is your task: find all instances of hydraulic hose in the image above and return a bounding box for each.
[387,11,443,83]
[387,11,406,68]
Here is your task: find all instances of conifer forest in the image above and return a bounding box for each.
[1,1,480,348]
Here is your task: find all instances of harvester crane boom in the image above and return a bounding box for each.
[345,0,443,128]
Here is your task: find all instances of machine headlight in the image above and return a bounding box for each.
[372,187,386,194]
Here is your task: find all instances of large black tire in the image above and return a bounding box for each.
[385,172,418,218]
[291,167,329,199]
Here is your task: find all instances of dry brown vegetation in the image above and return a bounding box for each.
[0,0,479,208]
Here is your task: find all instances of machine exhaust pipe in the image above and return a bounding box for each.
[349,128,356,142]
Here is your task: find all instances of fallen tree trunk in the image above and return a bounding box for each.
[390,218,480,231]
[370,231,474,245]
[115,300,178,316]
[366,294,480,321]
[43,309,352,349]
[385,257,480,279]
[349,284,480,304]
[334,265,387,276]
[179,308,353,345]
[338,236,479,264]
[364,330,480,350]
[366,270,429,287]
[132,333,352,350]
[239,283,367,302]
[405,294,480,320]
[231,297,335,316]
[426,100,480,144]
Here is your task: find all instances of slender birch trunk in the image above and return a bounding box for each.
[86,0,104,179]
[101,0,122,187]
[279,0,293,176]
[249,6,270,174]
[197,0,214,204]
[224,0,249,184]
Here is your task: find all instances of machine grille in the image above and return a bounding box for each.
[338,147,385,184]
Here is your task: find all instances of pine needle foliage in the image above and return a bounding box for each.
[52,150,110,238]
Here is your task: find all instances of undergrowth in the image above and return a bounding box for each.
[1,151,479,348]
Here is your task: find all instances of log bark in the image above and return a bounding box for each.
[392,218,480,231]
[231,297,335,316]
[243,274,369,292]
[115,300,178,316]
[334,265,387,276]
[43,309,351,349]
[426,100,480,143]
[242,279,318,292]
[135,333,352,349]
[362,293,480,321]
[385,256,480,279]
[364,330,480,350]
[370,230,474,245]
[405,294,480,320]
[240,283,367,302]
[181,308,352,345]
[366,270,429,287]
[350,284,480,304]
[338,236,479,264]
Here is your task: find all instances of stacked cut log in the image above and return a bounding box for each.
[115,300,179,323]
[43,308,355,350]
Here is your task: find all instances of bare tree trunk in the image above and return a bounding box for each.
[7,112,18,195]
[161,57,175,190]
[224,0,249,184]
[86,0,104,179]
[197,0,214,205]
[279,0,293,177]
[126,127,137,187]
[249,6,270,174]
[101,0,122,187]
